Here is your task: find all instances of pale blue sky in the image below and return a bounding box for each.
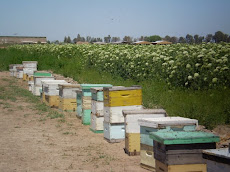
[0,0,230,41]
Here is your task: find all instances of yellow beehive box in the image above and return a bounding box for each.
[45,95,59,108]
[103,86,142,107]
[23,73,27,81]
[155,160,207,172]
[140,144,155,171]
[59,97,77,111]
[125,133,140,155]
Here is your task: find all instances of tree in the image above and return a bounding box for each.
[186,34,194,44]
[198,36,204,43]
[86,36,91,42]
[170,36,178,44]
[194,35,199,44]
[64,36,67,43]
[66,36,71,43]
[111,37,120,42]
[144,35,161,42]
[123,36,132,43]
[138,36,144,41]
[213,31,226,43]
[164,35,171,42]
[178,37,186,43]
[205,34,213,42]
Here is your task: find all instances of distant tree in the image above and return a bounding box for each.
[227,36,230,43]
[86,36,91,42]
[104,35,111,43]
[73,38,77,44]
[111,37,121,42]
[205,34,213,42]
[47,40,51,44]
[178,37,186,43]
[66,36,71,43]
[198,36,204,43]
[54,40,59,44]
[123,36,133,43]
[145,35,161,42]
[194,35,199,44]
[76,34,81,42]
[139,36,144,41]
[164,35,171,42]
[170,36,178,44]
[96,38,102,42]
[64,36,67,43]
[186,34,194,44]
[133,38,137,42]
[213,31,226,43]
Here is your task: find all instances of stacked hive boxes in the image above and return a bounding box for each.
[203,148,230,172]
[90,87,105,133]
[58,84,80,112]
[10,64,23,77]
[16,66,24,79]
[22,61,37,81]
[138,117,198,171]
[41,80,68,107]
[122,109,167,156]
[9,64,14,76]
[150,131,220,172]
[32,73,54,96]
[103,86,143,143]
[76,89,83,118]
[81,84,112,125]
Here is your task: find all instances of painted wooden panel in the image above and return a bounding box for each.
[91,87,104,101]
[22,61,38,68]
[44,95,60,108]
[76,90,82,117]
[81,109,91,125]
[23,67,37,75]
[155,160,207,172]
[140,144,155,170]
[203,148,230,165]
[104,89,142,107]
[138,117,198,129]
[82,96,91,109]
[104,105,143,123]
[124,111,166,133]
[205,159,230,172]
[140,125,197,146]
[81,84,112,96]
[33,86,42,96]
[91,100,104,117]
[125,133,140,154]
[23,73,27,81]
[34,76,54,86]
[34,72,52,77]
[150,131,220,145]
[59,98,77,111]
[103,121,125,141]
[90,113,104,132]
[59,84,80,99]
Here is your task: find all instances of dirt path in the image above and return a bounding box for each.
[0,72,147,172]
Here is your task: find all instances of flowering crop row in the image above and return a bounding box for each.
[10,43,230,89]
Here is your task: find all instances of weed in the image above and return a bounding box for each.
[55,124,61,128]
[17,105,24,110]
[38,117,47,122]
[63,131,71,135]
[47,111,64,119]
[58,118,65,123]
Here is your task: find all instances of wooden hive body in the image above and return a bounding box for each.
[45,95,59,108]
[59,84,80,99]
[140,144,155,171]
[91,87,104,101]
[103,121,125,142]
[123,109,167,156]
[90,113,104,133]
[76,90,82,118]
[138,117,198,170]
[22,61,38,68]
[59,97,77,112]
[91,100,104,117]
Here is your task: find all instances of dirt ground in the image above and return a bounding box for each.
[0,71,229,172]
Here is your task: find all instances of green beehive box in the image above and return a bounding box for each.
[80,84,112,97]
[91,87,104,101]
[34,72,52,77]
[150,131,220,145]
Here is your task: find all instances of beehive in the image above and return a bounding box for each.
[10,64,23,77]
[103,121,125,142]
[80,84,112,125]
[123,109,167,156]
[22,61,38,68]
[150,131,219,172]
[138,117,198,171]
[58,84,80,112]
[34,72,52,77]
[76,89,83,118]
[90,87,106,133]
[203,148,230,172]
[33,76,54,96]
[16,66,24,78]
[9,64,15,76]
[155,160,207,172]
[23,68,37,81]
[41,80,68,108]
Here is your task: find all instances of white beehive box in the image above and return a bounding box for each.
[59,84,80,99]
[90,113,104,132]
[123,109,167,133]
[16,66,24,78]
[42,80,68,96]
[22,61,38,68]
[23,67,37,75]
[91,100,104,117]
[34,76,55,86]
[11,64,23,77]
[104,105,143,124]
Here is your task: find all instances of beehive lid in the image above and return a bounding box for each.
[103,85,141,91]
[123,109,166,117]
[75,89,82,94]
[22,61,37,63]
[203,148,230,164]
[80,84,112,89]
[34,72,52,77]
[90,87,104,93]
[34,76,54,78]
[149,131,220,145]
[138,117,198,128]
[58,84,80,88]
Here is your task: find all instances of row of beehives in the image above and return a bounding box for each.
[9,62,229,172]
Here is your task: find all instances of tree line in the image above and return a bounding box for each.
[57,31,230,44]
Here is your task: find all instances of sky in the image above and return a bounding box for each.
[0,0,230,41]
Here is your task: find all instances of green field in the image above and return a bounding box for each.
[0,43,229,129]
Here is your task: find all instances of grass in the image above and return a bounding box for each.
[0,48,229,129]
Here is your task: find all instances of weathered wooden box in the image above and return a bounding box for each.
[90,113,104,133]
[22,61,38,68]
[16,66,24,78]
[42,80,68,96]
[155,159,207,172]
[91,100,104,117]
[104,121,125,142]
[81,84,112,97]
[59,84,80,99]
[150,131,220,165]
[104,105,143,124]
[91,87,104,101]
[203,148,230,172]
[123,109,167,156]
[11,64,23,77]
[82,109,91,125]
[140,144,155,171]
[33,76,54,96]
[76,90,82,118]
[59,97,77,112]
[103,86,142,107]
[138,117,198,170]
[45,95,59,108]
